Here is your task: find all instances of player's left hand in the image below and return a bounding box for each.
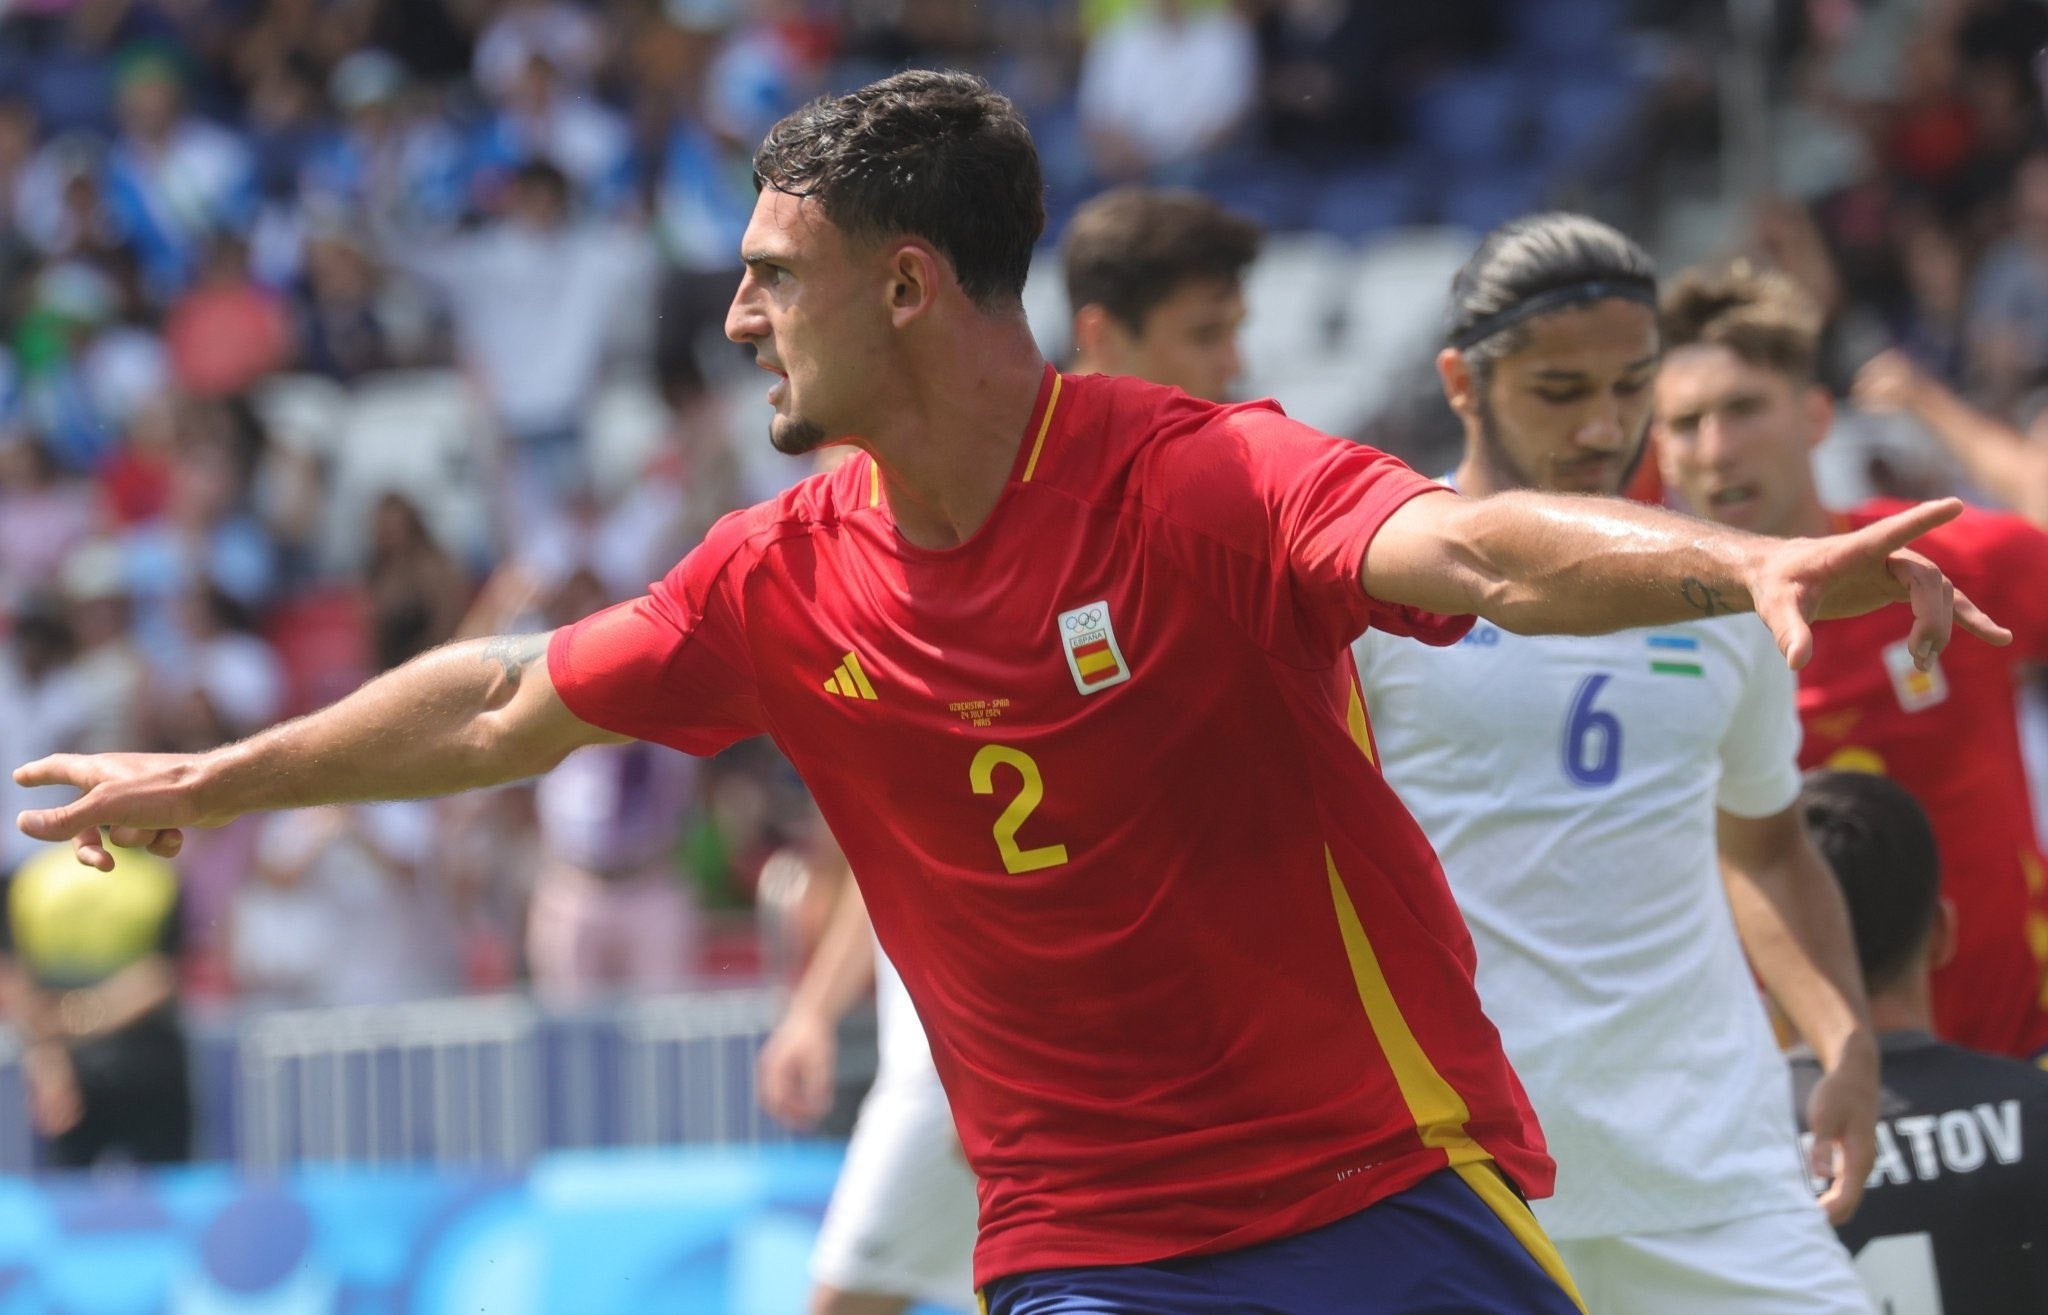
[1804,1046,1879,1225]
[1747,498,2011,671]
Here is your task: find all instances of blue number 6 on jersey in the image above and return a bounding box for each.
[1562,673,1623,788]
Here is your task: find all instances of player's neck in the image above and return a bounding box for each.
[1452,451,1512,499]
[1779,492,1833,541]
[866,328,1048,550]
[1867,991,1934,1036]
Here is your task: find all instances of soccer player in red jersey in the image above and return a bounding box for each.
[13,73,2009,1313]
[1654,264,2048,1061]
[755,186,1265,1315]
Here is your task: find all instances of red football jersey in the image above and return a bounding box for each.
[1801,501,2048,1058]
[549,369,1549,1284]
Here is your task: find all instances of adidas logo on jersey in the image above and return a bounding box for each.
[823,650,878,700]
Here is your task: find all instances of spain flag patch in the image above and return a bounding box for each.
[1058,600,1131,695]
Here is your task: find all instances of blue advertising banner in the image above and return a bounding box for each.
[0,1144,855,1314]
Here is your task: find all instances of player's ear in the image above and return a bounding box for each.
[1436,348,1479,425]
[885,243,942,327]
[1802,382,1834,452]
[1929,897,1959,970]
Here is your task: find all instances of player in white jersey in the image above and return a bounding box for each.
[753,187,1262,1315]
[1355,214,1878,1313]
[758,855,979,1314]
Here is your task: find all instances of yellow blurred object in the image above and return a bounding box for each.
[7,845,178,985]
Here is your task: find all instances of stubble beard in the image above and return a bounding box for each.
[1474,389,1648,496]
[770,413,829,456]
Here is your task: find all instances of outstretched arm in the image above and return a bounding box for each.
[1855,349,2048,530]
[1719,805,1877,1224]
[1362,490,2008,669]
[14,633,626,869]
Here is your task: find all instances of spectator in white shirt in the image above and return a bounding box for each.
[401,159,655,533]
[1077,0,1258,184]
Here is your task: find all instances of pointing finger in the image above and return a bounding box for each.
[13,755,93,790]
[1852,498,1964,559]
[1954,588,2013,648]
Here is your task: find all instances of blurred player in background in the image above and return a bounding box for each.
[16,74,2005,1315]
[1655,265,2048,1061]
[755,185,1262,1315]
[1061,186,1259,401]
[1794,770,2048,1313]
[1356,212,1877,1313]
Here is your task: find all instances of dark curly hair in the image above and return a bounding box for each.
[752,70,1044,307]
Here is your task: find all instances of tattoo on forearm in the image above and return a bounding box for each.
[480,633,548,684]
[1681,577,1735,618]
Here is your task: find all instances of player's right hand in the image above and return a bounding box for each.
[1851,348,1932,414]
[13,752,211,871]
[756,1009,837,1131]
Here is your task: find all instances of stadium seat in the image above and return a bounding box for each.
[252,373,351,461]
[1410,66,1527,169]
[584,377,672,500]
[1509,0,1624,65]
[265,586,373,717]
[1533,78,1640,173]
[1334,227,1480,426]
[320,370,494,572]
[1022,247,1072,363]
[1307,165,1426,243]
[1238,234,1358,399]
[1213,160,1314,233]
[1439,167,1550,235]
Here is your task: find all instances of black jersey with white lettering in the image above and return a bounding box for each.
[1791,1031,2048,1314]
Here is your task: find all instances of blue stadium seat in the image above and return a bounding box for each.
[1307,165,1426,242]
[1509,0,1624,65]
[1534,78,1639,173]
[1206,160,1314,232]
[28,48,116,135]
[1439,167,1549,234]
[1411,66,1527,169]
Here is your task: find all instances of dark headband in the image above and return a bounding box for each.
[1447,277,1658,351]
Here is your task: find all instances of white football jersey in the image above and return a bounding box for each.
[1356,613,1816,1240]
[874,941,944,1092]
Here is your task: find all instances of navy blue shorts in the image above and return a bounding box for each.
[981,1165,1585,1315]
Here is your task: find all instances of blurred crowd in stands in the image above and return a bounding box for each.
[0,0,2045,1073]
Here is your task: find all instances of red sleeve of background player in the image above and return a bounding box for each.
[545,507,769,755]
[1968,510,2048,664]
[1137,402,1471,664]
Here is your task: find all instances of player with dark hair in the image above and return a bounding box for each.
[756,184,1265,1315]
[1358,212,1878,1312]
[1654,263,2048,1062]
[1063,186,1260,402]
[1793,770,2048,1314]
[15,72,2006,1314]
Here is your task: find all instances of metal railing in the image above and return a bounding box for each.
[0,986,836,1173]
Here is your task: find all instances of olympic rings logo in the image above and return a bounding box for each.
[1063,609,1104,630]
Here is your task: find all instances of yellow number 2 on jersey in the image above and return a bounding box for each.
[968,744,1070,875]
